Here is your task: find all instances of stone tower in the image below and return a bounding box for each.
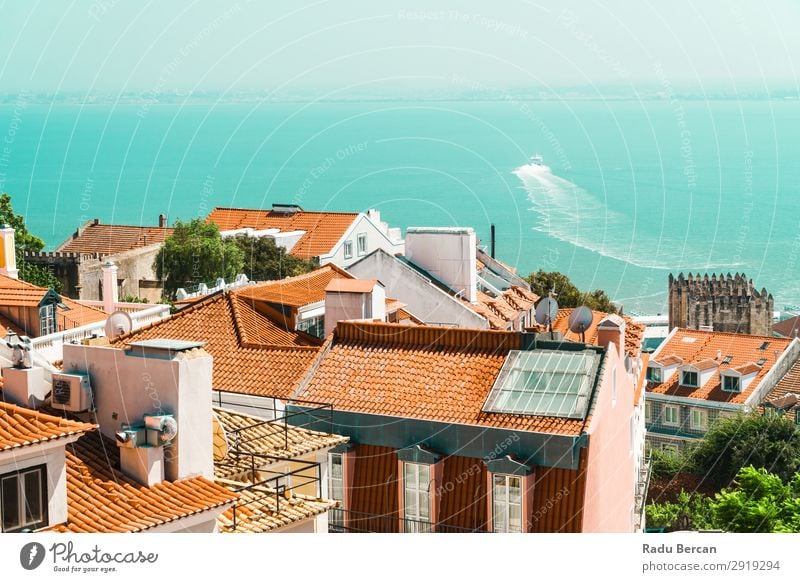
[668,273,773,335]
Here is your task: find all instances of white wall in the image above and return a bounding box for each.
[405,227,477,303]
[347,250,488,329]
[62,343,214,482]
[321,214,405,268]
[324,284,386,338]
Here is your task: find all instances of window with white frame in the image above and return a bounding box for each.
[722,375,740,393]
[39,304,56,336]
[403,462,431,532]
[681,370,698,388]
[690,408,708,431]
[663,404,680,426]
[646,366,662,383]
[357,233,367,256]
[645,400,653,423]
[492,474,523,533]
[1,465,47,532]
[343,240,353,259]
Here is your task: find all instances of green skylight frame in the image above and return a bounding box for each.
[483,349,599,419]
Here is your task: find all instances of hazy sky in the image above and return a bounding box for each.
[0,0,797,95]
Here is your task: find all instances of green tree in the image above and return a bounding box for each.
[231,234,317,281]
[689,413,800,490]
[645,491,714,531]
[525,270,617,313]
[153,218,244,298]
[711,467,791,532]
[0,193,62,291]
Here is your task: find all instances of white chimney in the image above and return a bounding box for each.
[405,227,477,303]
[324,279,386,337]
[62,340,214,484]
[101,260,119,313]
[0,225,18,279]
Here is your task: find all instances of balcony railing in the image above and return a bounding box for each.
[328,509,485,533]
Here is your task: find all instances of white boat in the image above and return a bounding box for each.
[529,153,545,166]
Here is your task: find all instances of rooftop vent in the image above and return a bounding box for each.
[271,204,302,215]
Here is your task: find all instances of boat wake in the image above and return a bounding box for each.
[513,163,743,271]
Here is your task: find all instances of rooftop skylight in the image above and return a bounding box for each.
[482,349,599,419]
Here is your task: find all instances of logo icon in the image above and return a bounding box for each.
[20,542,45,570]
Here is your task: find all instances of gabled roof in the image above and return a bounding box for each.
[686,358,720,371]
[0,401,95,452]
[646,329,794,404]
[52,431,236,533]
[112,289,321,398]
[550,308,645,358]
[293,322,599,436]
[0,274,107,330]
[56,220,173,255]
[207,207,359,260]
[774,314,800,338]
[763,358,800,409]
[653,354,683,367]
[236,264,353,307]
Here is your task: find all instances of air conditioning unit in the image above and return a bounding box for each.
[143,413,178,446]
[50,373,93,412]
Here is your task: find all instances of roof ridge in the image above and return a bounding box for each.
[210,206,359,216]
[79,223,173,231]
[677,327,791,342]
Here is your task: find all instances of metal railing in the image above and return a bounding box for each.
[328,509,485,533]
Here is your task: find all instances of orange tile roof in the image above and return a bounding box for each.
[654,355,683,366]
[774,314,800,338]
[207,207,359,260]
[646,329,793,404]
[0,401,95,451]
[56,221,173,255]
[294,322,591,435]
[549,308,645,358]
[763,359,800,419]
[236,264,352,307]
[112,289,321,398]
[464,286,539,330]
[325,279,379,293]
[0,274,107,331]
[52,431,237,533]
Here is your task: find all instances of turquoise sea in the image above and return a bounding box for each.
[0,98,798,313]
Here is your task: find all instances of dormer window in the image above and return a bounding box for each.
[39,304,56,336]
[722,375,741,393]
[681,370,699,388]
[1,465,47,532]
[646,366,662,383]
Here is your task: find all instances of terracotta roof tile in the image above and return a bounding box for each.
[646,329,793,404]
[236,264,352,307]
[207,207,359,260]
[51,432,237,533]
[112,290,320,398]
[0,401,95,451]
[56,222,173,255]
[550,308,645,358]
[294,322,591,435]
[217,482,335,533]
[213,407,348,468]
[464,286,539,330]
[0,274,107,331]
[774,315,800,338]
[763,358,800,411]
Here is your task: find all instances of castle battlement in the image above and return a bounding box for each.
[668,272,773,335]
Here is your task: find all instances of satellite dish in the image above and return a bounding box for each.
[568,306,594,342]
[535,296,559,329]
[104,310,133,339]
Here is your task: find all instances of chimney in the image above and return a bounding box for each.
[324,279,386,338]
[158,214,167,228]
[597,314,626,361]
[0,225,18,279]
[62,339,214,485]
[405,227,477,303]
[101,260,119,313]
